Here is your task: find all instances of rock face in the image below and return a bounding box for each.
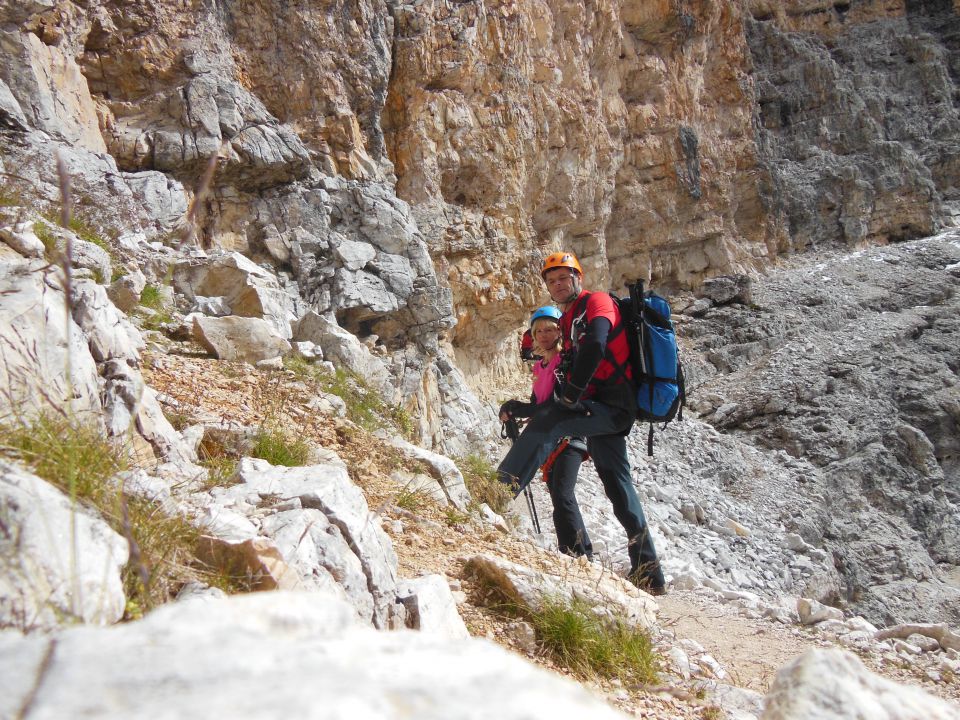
[0,592,635,720]
[3,0,960,417]
[747,6,958,251]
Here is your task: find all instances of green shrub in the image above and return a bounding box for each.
[139,284,165,311]
[251,427,311,467]
[395,483,432,512]
[458,452,512,515]
[529,595,660,686]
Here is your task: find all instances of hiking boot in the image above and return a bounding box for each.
[627,569,667,597]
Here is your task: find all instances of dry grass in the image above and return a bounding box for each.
[0,411,240,617]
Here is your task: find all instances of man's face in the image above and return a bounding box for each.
[544,267,581,304]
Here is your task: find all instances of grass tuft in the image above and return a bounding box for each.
[282,357,415,440]
[443,506,471,526]
[250,427,311,467]
[0,411,228,614]
[457,452,512,515]
[32,220,58,257]
[0,411,124,499]
[529,595,660,686]
[394,482,432,513]
[139,284,165,311]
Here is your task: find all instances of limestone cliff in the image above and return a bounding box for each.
[2,0,960,420]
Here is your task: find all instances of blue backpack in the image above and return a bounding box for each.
[617,281,686,455]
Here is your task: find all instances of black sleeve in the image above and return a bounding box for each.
[566,316,611,393]
[511,401,536,418]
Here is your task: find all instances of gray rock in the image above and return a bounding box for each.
[700,274,753,305]
[761,648,960,720]
[0,461,128,630]
[108,76,311,188]
[0,592,633,720]
[0,221,44,257]
[685,234,960,625]
[175,252,295,338]
[71,280,144,363]
[293,311,391,392]
[0,262,102,420]
[192,315,291,364]
[107,270,147,313]
[384,435,471,510]
[216,458,399,629]
[464,553,657,629]
[191,295,232,316]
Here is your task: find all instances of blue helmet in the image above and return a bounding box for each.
[529,305,562,328]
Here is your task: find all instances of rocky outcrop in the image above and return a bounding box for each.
[0,461,128,631]
[0,592,636,720]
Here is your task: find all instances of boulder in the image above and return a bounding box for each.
[192,315,291,364]
[464,553,657,631]
[761,648,960,720]
[0,592,633,720]
[174,252,295,338]
[396,574,470,639]
[210,458,399,629]
[0,461,128,631]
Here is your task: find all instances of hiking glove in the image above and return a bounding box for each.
[499,399,534,419]
[555,382,588,413]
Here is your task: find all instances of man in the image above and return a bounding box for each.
[497,251,666,594]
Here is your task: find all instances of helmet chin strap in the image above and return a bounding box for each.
[561,276,582,306]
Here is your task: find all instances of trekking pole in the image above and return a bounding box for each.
[524,484,542,534]
[501,416,542,534]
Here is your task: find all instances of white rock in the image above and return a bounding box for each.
[396,574,470,639]
[0,461,128,630]
[192,315,291,364]
[0,221,44,257]
[0,592,634,720]
[761,648,960,720]
[797,597,844,625]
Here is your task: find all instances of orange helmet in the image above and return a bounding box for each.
[540,251,583,278]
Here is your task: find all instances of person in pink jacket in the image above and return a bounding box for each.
[500,306,592,559]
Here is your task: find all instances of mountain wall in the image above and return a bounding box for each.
[4,0,959,390]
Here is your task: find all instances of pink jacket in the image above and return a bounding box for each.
[531,354,562,405]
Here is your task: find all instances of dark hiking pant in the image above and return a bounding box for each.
[545,443,593,559]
